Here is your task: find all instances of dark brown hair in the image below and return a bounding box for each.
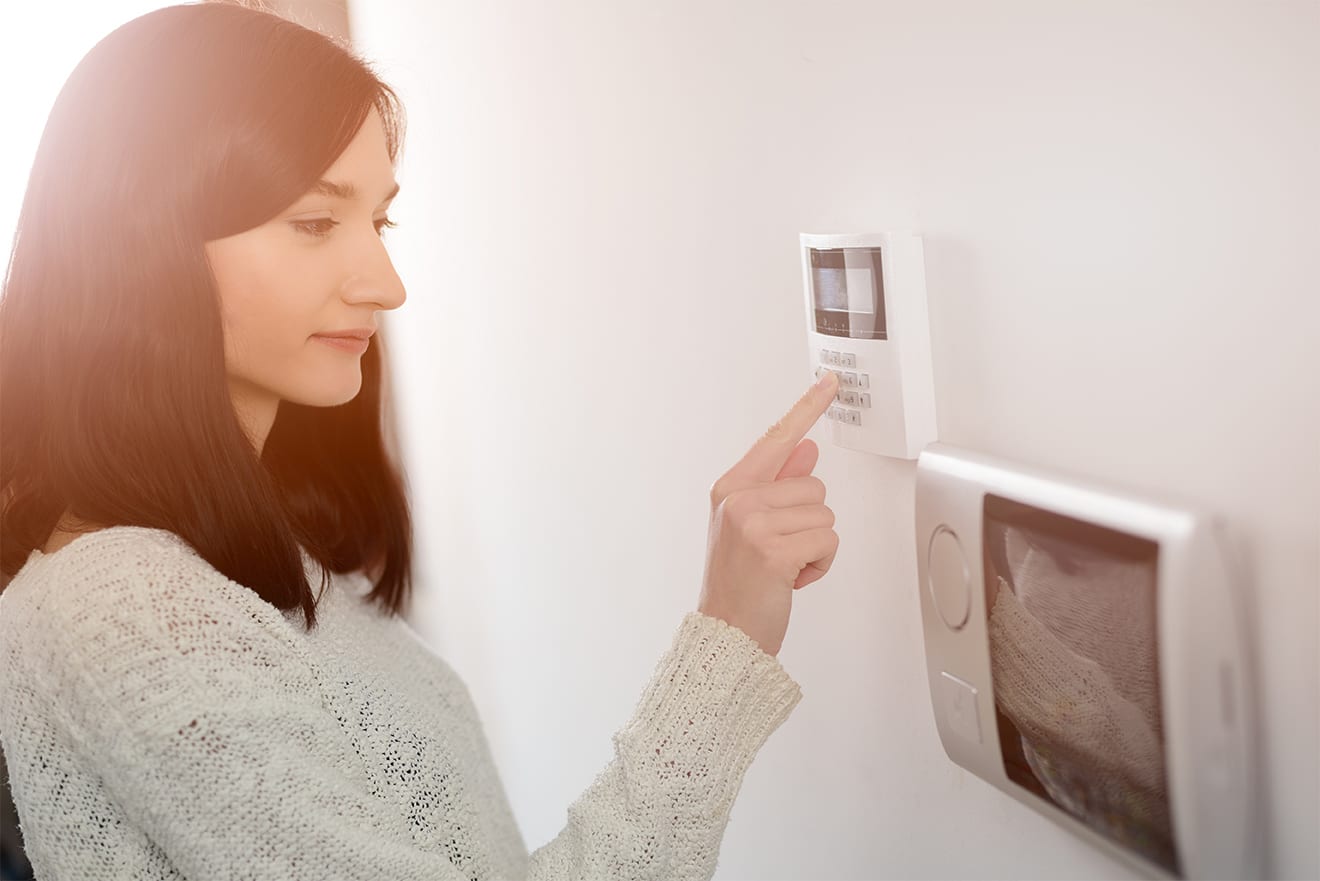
[0,1,414,631]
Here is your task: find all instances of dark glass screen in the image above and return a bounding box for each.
[983,493,1179,875]
[808,247,885,340]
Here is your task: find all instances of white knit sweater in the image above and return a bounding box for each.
[0,526,802,880]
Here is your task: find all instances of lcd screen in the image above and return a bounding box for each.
[808,247,886,340]
[983,493,1178,875]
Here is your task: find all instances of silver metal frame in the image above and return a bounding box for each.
[914,442,1261,880]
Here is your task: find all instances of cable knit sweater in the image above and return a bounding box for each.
[0,526,802,880]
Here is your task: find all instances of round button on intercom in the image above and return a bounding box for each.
[927,525,971,630]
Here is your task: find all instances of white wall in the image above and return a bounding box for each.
[0,2,181,253]
[349,2,1319,878]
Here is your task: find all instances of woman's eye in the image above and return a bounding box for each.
[293,218,338,237]
[291,216,398,238]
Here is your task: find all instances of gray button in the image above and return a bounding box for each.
[860,393,871,408]
[843,372,858,388]
[841,352,856,368]
[927,525,971,630]
[858,374,870,389]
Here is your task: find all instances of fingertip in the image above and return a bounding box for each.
[813,369,837,393]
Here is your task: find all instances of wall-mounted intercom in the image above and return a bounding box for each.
[914,443,1260,880]
[799,232,936,459]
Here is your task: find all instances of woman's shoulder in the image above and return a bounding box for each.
[2,526,283,635]
[18,525,200,586]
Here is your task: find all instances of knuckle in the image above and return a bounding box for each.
[721,489,750,519]
[708,479,725,505]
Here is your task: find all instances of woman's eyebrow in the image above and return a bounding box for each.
[308,179,401,203]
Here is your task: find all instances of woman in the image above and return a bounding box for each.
[0,3,842,878]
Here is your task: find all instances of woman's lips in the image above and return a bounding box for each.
[313,334,369,354]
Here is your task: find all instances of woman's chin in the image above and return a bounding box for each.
[292,378,364,409]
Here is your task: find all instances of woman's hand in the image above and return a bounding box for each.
[696,371,840,657]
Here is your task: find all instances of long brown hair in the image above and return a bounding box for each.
[0,1,414,631]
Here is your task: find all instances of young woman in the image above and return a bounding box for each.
[0,3,841,878]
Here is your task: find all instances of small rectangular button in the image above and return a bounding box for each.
[840,353,856,368]
[858,374,870,389]
[939,672,982,745]
[843,372,858,388]
[860,393,871,408]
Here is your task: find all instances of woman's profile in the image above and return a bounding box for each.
[0,3,841,878]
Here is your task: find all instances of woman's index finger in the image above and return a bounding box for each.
[727,371,838,485]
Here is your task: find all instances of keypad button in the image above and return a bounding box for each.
[841,353,856,368]
[858,373,870,389]
[843,372,857,388]
[860,393,871,408]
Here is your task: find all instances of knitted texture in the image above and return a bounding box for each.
[988,543,1173,868]
[0,526,802,880]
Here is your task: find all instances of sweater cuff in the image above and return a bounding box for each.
[614,612,803,819]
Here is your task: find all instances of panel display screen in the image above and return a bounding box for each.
[982,493,1179,875]
[808,247,886,340]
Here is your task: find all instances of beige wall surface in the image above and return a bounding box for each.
[350,2,1319,878]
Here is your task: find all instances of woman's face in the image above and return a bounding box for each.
[203,106,406,453]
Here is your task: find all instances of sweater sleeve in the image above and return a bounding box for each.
[523,611,803,881]
[0,537,470,881]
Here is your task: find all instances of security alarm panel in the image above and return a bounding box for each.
[800,232,936,459]
[914,443,1259,880]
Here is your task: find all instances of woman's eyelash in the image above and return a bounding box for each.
[292,217,398,238]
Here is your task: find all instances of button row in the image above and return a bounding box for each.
[820,348,856,368]
[828,406,863,425]
[837,390,871,408]
[815,367,871,390]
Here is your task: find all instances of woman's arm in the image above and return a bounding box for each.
[1,532,801,881]
[524,612,802,880]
